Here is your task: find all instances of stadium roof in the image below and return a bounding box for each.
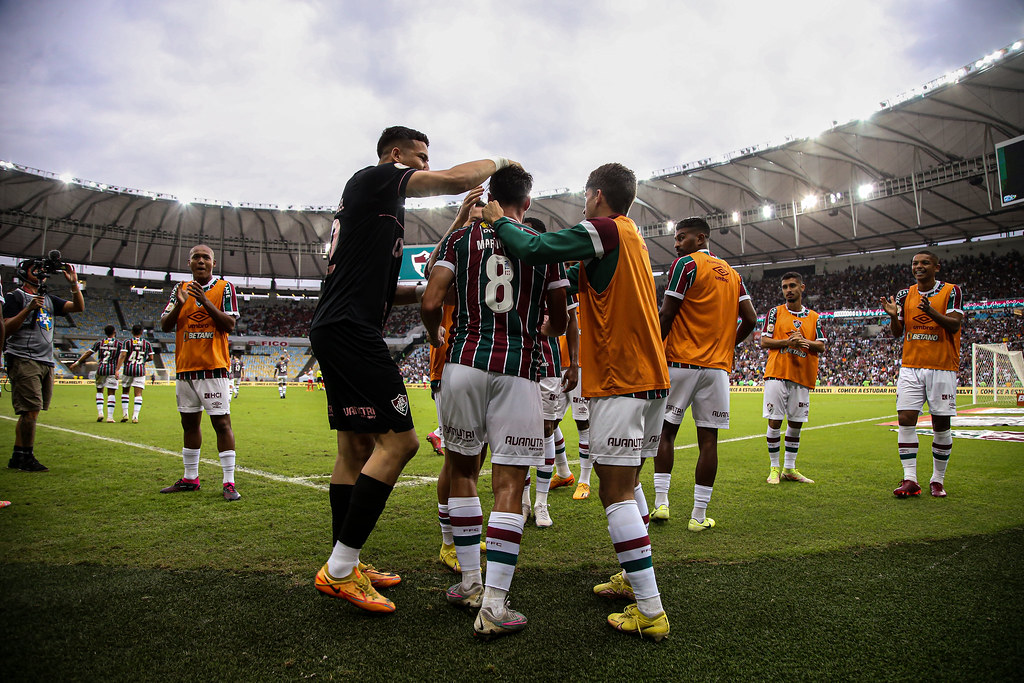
[2,42,1023,281]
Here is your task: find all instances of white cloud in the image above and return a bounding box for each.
[0,0,1019,204]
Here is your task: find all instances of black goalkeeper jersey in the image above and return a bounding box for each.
[310,162,417,332]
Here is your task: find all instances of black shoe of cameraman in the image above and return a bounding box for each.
[9,453,49,472]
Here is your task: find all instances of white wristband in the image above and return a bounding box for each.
[489,156,510,171]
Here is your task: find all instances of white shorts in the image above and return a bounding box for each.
[896,367,957,416]
[95,374,118,391]
[176,377,232,416]
[539,375,569,421]
[277,376,287,386]
[439,363,544,467]
[569,375,590,421]
[762,379,811,422]
[664,366,730,429]
[588,395,666,467]
[120,375,146,390]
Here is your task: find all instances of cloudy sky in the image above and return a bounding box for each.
[1,0,1021,206]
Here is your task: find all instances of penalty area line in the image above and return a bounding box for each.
[673,414,893,450]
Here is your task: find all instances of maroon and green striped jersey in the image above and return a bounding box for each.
[92,337,121,376]
[535,269,571,380]
[119,337,154,377]
[437,218,567,379]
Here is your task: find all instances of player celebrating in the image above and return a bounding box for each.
[653,218,757,528]
[116,324,154,423]
[159,244,242,502]
[493,163,671,641]
[760,273,825,484]
[309,125,514,614]
[881,251,963,498]
[423,165,568,640]
[275,354,289,398]
[70,325,121,422]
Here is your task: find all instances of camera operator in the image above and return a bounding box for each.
[3,257,84,472]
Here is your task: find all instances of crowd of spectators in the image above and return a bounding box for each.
[237,301,316,337]
[742,250,1021,314]
[398,344,430,383]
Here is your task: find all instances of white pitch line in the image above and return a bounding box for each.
[673,414,893,450]
[0,415,445,491]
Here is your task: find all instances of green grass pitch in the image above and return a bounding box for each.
[1,384,1021,680]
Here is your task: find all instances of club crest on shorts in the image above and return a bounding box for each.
[391,394,409,416]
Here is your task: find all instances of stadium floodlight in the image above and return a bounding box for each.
[732,211,739,223]
[1013,41,1022,51]
[858,183,874,199]
[801,194,818,210]
[761,205,773,219]
[59,172,74,184]
[665,220,675,233]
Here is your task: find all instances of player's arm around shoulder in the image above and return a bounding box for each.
[421,262,456,347]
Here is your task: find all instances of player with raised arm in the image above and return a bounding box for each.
[493,163,671,641]
[760,272,825,484]
[309,125,515,614]
[69,325,121,422]
[116,324,154,423]
[423,165,568,640]
[880,251,963,498]
[652,218,757,528]
[159,244,242,501]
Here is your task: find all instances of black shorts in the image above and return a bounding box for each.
[309,322,414,434]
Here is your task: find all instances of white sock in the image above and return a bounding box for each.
[898,425,919,482]
[535,435,554,506]
[692,484,713,523]
[219,450,236,485]
[653,473,671,508]
[182,447,201,480]
[634,482,651,529]
[133,397,143,419]
[553,427,571,477]
[578,427,592,485]
[931,429,952,484]
[121,396,129,416]
[106,397,116,419]
[438,503,453,545]
[96,391,104,416]
[784,425,801,469]
[766,425,782,468]
[327,540,360,579]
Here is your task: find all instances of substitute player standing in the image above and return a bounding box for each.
[309,125,515,614]
[116,324,154,423]
[760,272,825,485]
[880,251,963,498]
[275,355,289,398]
[652,218,757,528]
[69,325,121,422]
[231,355,243,399]
[494,163,671,642]
[159,244,242,502]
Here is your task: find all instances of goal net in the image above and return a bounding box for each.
[972,343,1024,404]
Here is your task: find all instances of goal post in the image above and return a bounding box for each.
[972,343,1024,404]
